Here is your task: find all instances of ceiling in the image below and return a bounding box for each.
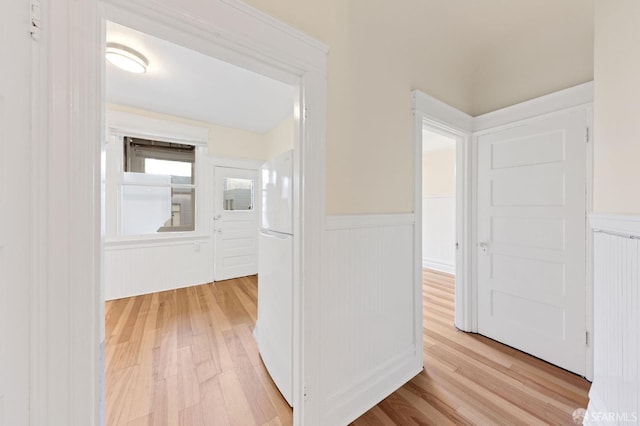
[105,21,296,134]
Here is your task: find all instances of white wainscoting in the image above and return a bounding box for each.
[105,235,214,300]
[587,214,640,425]
[322,214,422,425]
[422,196,455,274]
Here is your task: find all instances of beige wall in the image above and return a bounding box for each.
[244,0,594,214]
[423,148,456,197]
[469,1,594,116]
[107,104,268,161]
[264,115,294,160]
[593,0,640,214]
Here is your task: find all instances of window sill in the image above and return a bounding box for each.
[105,232,210,248]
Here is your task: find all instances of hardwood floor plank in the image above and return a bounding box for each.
[218,369,256,426]
[106,271,589,426]
[107,277,292,425]
[200,375,232,426]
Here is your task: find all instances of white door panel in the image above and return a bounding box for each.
[477,109,587,375]
[0,0,32,424]
[214,167,259,281]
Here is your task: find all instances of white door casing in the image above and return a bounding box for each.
[476,108,588,376]
[214,166,259,281]
[412,91,474,332]
[1,0,33,424]
[36,0,327,424]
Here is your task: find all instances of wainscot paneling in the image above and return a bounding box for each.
[586,214,640,425]
[422,196,455,274]
[322,214,422,425]
[105,235,213,300]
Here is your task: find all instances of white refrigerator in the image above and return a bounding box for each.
[255,149,293,406]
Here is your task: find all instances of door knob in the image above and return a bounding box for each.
[479,241,489,253]
[214,214,222,220]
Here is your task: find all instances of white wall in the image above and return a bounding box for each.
[422,147,456,274]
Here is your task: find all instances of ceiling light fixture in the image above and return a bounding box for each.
[106,42,148,74]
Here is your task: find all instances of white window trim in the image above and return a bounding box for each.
[105,109,209,242]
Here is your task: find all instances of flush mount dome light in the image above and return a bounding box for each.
[106,42,148,74]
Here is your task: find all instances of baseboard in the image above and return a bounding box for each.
[320,346,421,425]
[422,258,455,275]
[584,388,606,425]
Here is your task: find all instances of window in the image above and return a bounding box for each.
[223,177,254,211]
[121,137,196,235]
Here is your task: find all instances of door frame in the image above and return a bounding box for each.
[36,1,328,425]
[412,92,473,332]
[413,82,594,379]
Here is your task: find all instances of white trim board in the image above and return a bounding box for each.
[422,259,455,275]
[106,109,210,145]
[412,91,473,133]
[472,82,594,132]
[203,155,264,171]
[590,213,640,236]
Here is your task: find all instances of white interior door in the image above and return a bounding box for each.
[214,167,259,281]
[0,0,32,424]
[477,108,587,375]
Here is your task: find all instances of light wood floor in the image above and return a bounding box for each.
[105,275,292,426]
[352,269,591,425]
[106,270,590,425]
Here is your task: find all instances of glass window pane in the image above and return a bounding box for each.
[159,188,195,232]
[120,137,197,235]
[121,184,172,236]
[223,178,253,211]
[145,158,192,178]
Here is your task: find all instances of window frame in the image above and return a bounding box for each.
[104,110,210,243]
[122,136,197,234]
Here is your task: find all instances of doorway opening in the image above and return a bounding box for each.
[415,115,469,333]
[421,126,457,277]
[103,17,298,424]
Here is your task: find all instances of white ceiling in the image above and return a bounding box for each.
[105,21,295,134]
[423,128,456,153]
